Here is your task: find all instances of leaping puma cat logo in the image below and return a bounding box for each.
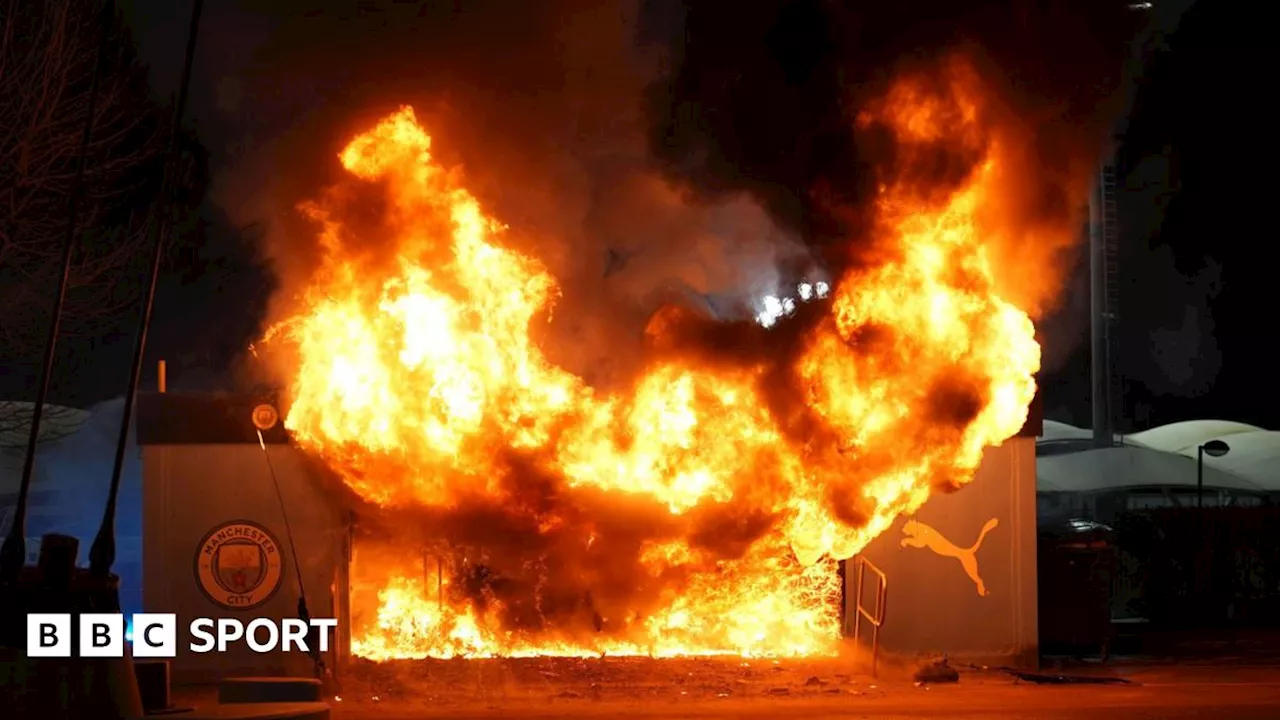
[901,517,999,597]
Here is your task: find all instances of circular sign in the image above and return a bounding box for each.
[194,521,285,611]
[251,404,279,431]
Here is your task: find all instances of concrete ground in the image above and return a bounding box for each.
[178,656,1280,719]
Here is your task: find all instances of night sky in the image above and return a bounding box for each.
[1042,0,1271,430]
[3,0,1270,432]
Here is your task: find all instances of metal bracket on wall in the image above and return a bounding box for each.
[851,555,888,678]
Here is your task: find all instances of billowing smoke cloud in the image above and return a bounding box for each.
[642,0,1149,321]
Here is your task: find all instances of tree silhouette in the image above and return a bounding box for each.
[0,0,206,416]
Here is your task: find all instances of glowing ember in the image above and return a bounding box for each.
[263,61,1041,660]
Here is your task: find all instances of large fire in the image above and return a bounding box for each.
[263,61,1041,661]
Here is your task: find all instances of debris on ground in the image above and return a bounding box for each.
[997,668,1132,685]
[330,655,886,708]
[913,659,960,684]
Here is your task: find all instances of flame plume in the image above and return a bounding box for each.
[263,61,1041,660]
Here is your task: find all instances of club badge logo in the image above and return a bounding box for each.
[251,404,279,431]
[195,521,284,611]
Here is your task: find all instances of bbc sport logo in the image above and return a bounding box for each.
[27,613,337,657]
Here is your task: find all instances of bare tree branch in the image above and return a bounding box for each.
[0,401,88,448]
[0,0,206,417]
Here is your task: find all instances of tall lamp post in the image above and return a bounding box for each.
[1194,439,1230,601]
[1196,439,1231,511]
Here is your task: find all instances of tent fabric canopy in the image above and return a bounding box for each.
[1037,418,1280,494]
[1037,444,1266,494]
[1126,420,1264,454]
[1164,430,1280,492]
[1038,420,1093,443]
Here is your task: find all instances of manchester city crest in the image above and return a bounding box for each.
[195,520,285,610]
[251,404,279,431]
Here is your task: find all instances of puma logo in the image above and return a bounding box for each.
[901,517,999,597]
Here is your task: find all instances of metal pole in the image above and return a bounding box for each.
[1088,169,1109,449]
[0,0,116,584]
[1195,444,1205,601]
[88,0,205,581]
[837,558,847,636]
[1196,445,1204,512]
[852,559,863,659]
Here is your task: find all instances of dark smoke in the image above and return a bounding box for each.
[352,452,776,638]
[643,0,1148,296]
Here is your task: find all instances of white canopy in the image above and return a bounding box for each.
[1037,444,1266,494]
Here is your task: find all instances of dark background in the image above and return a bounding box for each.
[1033,0,1269,431]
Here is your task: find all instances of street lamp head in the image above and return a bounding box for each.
[1201,440,1230,458]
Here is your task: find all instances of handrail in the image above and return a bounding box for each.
[850,555,888,677]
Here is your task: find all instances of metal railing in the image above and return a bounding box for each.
[850,555,888,677]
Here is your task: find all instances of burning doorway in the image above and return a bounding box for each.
[345,517,844,660]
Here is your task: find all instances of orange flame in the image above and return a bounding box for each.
[265,62,1041,660]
